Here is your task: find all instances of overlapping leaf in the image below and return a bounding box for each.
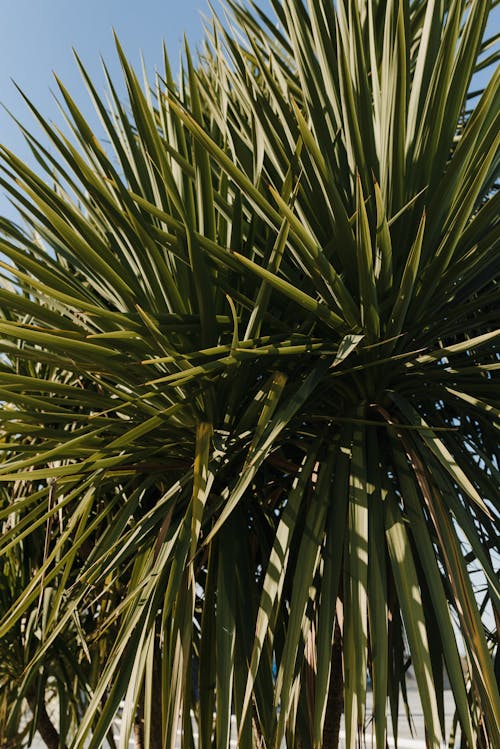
[0,2,498,748]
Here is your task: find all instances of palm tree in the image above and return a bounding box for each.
[0,1,498,747]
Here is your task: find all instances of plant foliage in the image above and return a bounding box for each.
[0,1,499,747]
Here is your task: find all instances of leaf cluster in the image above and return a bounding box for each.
[0,1,498,747]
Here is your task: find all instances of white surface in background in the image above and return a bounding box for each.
[30,687,458,748]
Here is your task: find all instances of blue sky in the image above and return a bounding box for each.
[0,0,207,218]
[0,1,497,220]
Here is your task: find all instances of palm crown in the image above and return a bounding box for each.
[0,1,499,748]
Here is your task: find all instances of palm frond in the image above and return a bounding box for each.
[0,2,498,748]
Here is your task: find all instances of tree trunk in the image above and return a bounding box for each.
[26,692,62,749]
[134,658,163,749]
[133,696,145,749]
[134,697,163,749]
[322,620,344,749]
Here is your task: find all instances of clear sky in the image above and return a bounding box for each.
[0,1,497,221]
[0,0,206,218]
